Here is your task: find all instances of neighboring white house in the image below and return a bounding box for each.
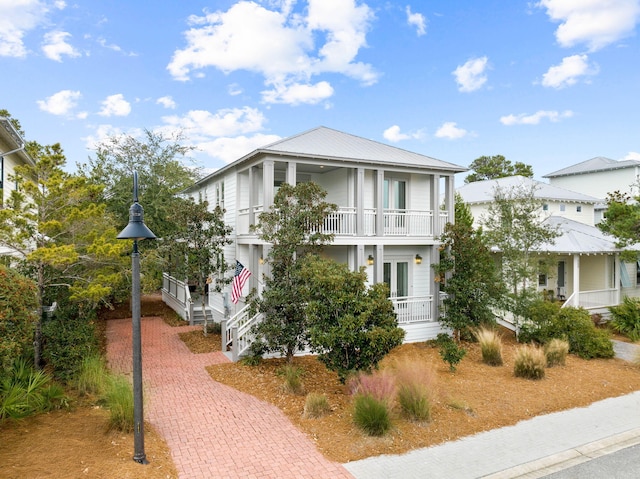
[544,157,640,224]
[456,175,638,315]
[0,117,34,257]
[162,126,466,357]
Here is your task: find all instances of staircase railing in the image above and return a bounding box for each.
[221,304,263,361]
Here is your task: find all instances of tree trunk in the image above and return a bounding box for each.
[34,262,45,370]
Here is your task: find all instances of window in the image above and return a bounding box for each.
[576,205,582,213]
[542,204,548,211]
[559,204,566,212]
[538,273,547,286]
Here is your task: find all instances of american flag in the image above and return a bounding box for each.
[231,261,251,304]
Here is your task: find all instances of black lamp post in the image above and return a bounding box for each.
[117,171,156,464]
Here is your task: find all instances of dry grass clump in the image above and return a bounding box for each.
[514,344,546,380]
[475,328,503,366]
[391,358,437,422]
[277,364,305,394]
[303,392,331,418]
[544,338,569,367]
[346,369,396,406]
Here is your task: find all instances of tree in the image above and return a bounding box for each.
[465,155,533,183]
[249,182,337,362]
[301,255,404,382]
[597,190,640,252]
[481,182,559,315]
[435,194,505,340]
[79,129,200,241]
[0,140,126,368]
[164,198,232,335]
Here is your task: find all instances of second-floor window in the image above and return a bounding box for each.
[576,205,582,213]
[383,179,406,210]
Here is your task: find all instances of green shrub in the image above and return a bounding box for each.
[353,394,392,436]
[474,328,503,366]
[75,354,108,396]
[518,303,613,359]
[104,374,134,433]
[303,392,331,419]
[277,364,304,395]
[436,333,467,372]
[514,345,546,380]
[0,358,67,421]
[609,296,640,342]
[41,304,100,382]
[0,265,38,375]
[544,338,569,367]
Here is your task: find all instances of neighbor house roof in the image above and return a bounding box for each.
[536,216,622,254]
[543,157,640,178]
[456,175,600,205]
[190,126,466,189]
[0,117,34,166]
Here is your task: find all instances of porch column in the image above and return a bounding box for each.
[356,244,365,273]
[445,175,455,226]
[614,253,621,304]
[248,166,255,226]
[573,254,580,306]
[430,174,441,238]
[286,161,297,185]
[263,159,275,212]
[375,244,384,284]
[376,169,384,237]
[430,245,440,321]
[356,167,365,236]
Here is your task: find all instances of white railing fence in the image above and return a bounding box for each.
[391,296,434,323]
[162,273,194,323]
[562,288,619,310]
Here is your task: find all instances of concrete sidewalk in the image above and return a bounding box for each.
[345,389,640,479]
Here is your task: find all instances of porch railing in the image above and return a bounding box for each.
[162,273,194,323]
[392,296,434,323]
[562,288,619,310]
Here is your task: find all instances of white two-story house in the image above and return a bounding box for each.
[457,175,637,316]
[163,126,466,358]
[1,117,34,257]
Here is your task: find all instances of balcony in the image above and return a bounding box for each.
[238,206,448,238]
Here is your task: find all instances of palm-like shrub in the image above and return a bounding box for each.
[514,345,546,380]
[353,394,391,436]
[544,339,569,367]
[104,375,134,432]
[474,328,503,366]
[609,296,640,342]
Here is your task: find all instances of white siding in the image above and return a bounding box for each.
[409,174,431,210]
[313,168,350,207]
[550,168,639,200]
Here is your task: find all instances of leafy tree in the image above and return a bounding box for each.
[435,194,505,340]
[249,182,337,362]
[0,266,38,375]
[598,190,640,252]
[481,182,559,316]
[0,140,126,368]
[301,255,405,382]
[78,129,200,241]
[164,197,232,335]
[465,155,533,183]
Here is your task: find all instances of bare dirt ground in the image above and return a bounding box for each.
[1,294,639,477]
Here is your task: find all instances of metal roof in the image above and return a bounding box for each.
[456,175,600,204]
[543,156,640,178]
[536,216,622,254]
[0,117,34,166]
[192,126,466,188]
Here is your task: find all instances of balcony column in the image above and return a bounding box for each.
[376,169,384,237]
[356,167,365,236]
[430,245,440,320]
[263,159,275,212]
[430,174,441,238]
[286,161,297,185]
[445,175,455,225]
[375,244,384,284]
[248,166,255,226]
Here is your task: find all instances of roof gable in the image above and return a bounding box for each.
[544,156,640,178]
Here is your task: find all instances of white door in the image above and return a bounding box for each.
[383,260,410,298]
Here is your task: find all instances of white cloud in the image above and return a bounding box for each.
[197,134,282,164]
[167,0,377,105]
[406,6,427,36]
[500,110,574,125]
[452,56,489,92]
[261,81,334,105]
[228,83,243,96]
[42,30,80,61]
[0,0,49,57]
[537,0,640,51]
[161,107,267,139]
[435,122,467,139]
[623,151,640,161]
[541,54,598,88]
[383,125,424,142]
[36,89,81,116]
[98,94,131,117]
[156,96,177,109]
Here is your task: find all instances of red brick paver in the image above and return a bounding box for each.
[106,317,353,479]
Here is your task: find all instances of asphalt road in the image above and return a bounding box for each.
[541,444,640,479]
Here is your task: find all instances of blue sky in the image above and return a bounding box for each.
[1,0,639,182]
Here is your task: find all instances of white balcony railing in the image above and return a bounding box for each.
[392,296,434,324]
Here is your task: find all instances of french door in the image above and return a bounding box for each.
[383,260,409,298]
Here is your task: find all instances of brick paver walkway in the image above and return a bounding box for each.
[107,317,352,479]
